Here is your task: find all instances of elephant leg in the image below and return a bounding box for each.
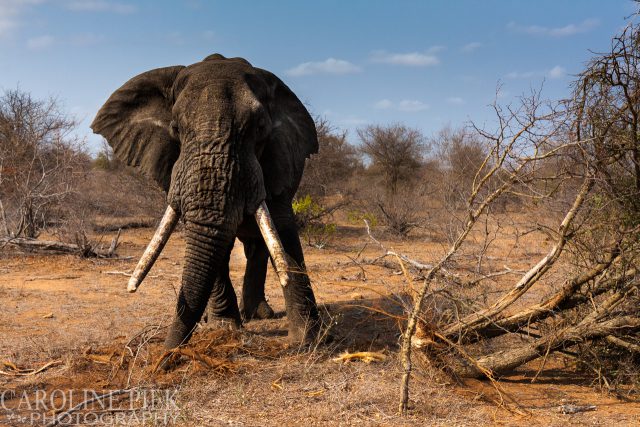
[269,198,321,343]
[204,243,242,327]
[239,237,275,321]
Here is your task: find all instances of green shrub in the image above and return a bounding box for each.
[292,194,323,226]
[302,222,337,249]
[347,209,379,227]
[292,195,337,248]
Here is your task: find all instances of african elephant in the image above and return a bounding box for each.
[91,54,320,349]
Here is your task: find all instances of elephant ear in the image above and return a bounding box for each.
[91,66,185,192]
[253,69,318,198]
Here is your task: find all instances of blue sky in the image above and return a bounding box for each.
[0,0,636,153]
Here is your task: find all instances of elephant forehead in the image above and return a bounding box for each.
[176,77,261,116]
[180,59,254,89]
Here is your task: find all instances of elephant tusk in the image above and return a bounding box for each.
[127,205,179,293]
[254,201,299,287]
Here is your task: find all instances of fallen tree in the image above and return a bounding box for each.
[1,228,123,258]
[395,18,640,413]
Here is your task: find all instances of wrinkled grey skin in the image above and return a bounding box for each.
[92,54,320,349]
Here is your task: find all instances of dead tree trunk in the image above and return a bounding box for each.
[453,316,640,378]
[442,179,594,342]
[472,269,636,342]
[0,236,121,258]
[455,252,630,343]
[0,198,9,236]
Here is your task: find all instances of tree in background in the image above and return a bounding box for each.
[297,117,362,198]
[354,124,428,237]
[430,125,488,209]
[0,89,87,238]
[357,123,426,195]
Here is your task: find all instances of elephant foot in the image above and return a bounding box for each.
[203,298,242,330]
[287,317,327,346]
[241,299,275,321]
[203,313,242,330]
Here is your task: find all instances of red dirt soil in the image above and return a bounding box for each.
[1,226,639,426]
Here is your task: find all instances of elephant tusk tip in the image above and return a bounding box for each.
[127,277,139,293]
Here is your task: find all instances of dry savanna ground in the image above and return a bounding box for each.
[1,214,639,426]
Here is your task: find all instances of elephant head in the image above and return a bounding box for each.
[92,54,319,347]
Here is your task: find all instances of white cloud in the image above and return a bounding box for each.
[0,0,44,39]
[548,65,566,79]
[66,1,136,14]
[371,50,440,67]
[374,99,428,112]
[27,34,54,49]
[0,19,16,39]
[26,33,106,49]
[506,66,567,80]
[461,42,482,53]
[286,58,361,77]
[427,45,446,54]
[373,99,393,109]
[505,70,536,79]
[507,19,599,37]
[446,97,465,105]
[398,99,428,112]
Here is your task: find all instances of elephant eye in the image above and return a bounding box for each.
[169,120,179,140]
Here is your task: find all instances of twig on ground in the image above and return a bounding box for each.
[24,275,80,282]
[0,359,62,376]
[332,351,387,364]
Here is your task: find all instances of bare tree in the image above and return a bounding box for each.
[357,123,426,195]
[574,21,640,220]
[394,87,573,412]
[0,89,86,238]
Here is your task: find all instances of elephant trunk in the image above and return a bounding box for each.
[127,205,179,293]
[164,222,236,348]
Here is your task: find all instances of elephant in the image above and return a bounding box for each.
[91,54,321,349]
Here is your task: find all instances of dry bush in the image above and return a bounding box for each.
[75,171,164,229]
[370,187,429,238]
[295,117,362,247]
[298,117,362,198]
[430,125,490,210]
[0,92,164,256]
[0,89,89,238]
